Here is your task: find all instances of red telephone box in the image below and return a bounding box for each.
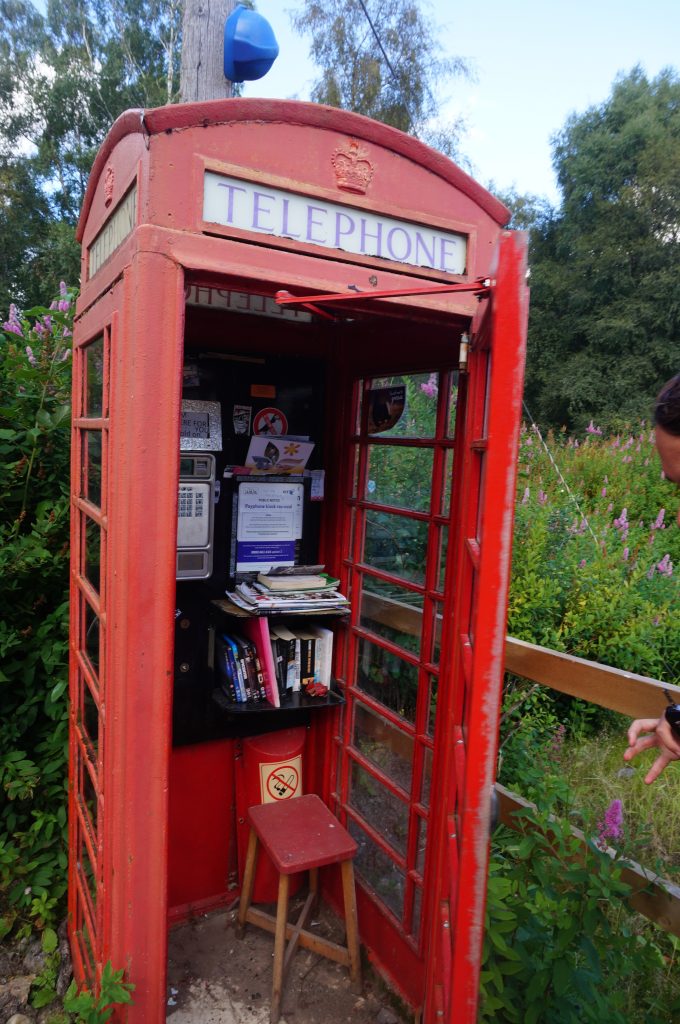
[68,99,528,1023]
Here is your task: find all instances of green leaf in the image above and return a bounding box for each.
[42,926,58,952]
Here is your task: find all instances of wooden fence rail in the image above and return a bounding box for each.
[361,590,680,935]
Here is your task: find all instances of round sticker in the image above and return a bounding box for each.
[265,764,300,801]
[253,407,288,436]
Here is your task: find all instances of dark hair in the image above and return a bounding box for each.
[654,374,680,437]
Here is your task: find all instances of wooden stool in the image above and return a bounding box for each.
[237,793,362,1023]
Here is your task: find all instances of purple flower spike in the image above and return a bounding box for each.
[597,798,623,848]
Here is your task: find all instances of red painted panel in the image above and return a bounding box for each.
[167,740,237,914]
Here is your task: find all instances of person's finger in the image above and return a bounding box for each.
[644,751,673,785]
[627,719,660,745]
[623,733,659,760]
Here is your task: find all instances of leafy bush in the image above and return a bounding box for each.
[481,759,680,1023]
[0,288,74,939]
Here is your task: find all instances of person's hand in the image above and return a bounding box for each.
[624,716,680,783]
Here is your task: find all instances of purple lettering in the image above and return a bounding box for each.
[194,286,213,305]
[334,212,355,247]
[415,232,435,268]
[439,238,460,273]
[216,182,247,223]
[386,227,412,263]
[306,205,327,244]
[360,219,383,256]
[252,190,276,231]
[281,198,301,239]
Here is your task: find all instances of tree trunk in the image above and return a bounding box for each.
[180,0,236,102]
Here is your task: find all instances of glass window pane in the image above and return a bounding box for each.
[365,445,433,512]
[364,374,438,439]
[348,816,405,922]
[447,371,460,438]
[421,745,433,808]
[363,510,428,585]
[353,701,413,794]
[79,674,99,758]
[412,884,423,941]
[427,674,438,738]
[441,449,454,517]
[82,598,100,677]
[359,579,423,657]
[349,759,409,857]
[83,516,101,594]
[80,431,102,508]
[85,335,105,418]
[430,600,444,667]
[436,527,448,592]
[415,815,428,876]
[356,637,419,724]
[81,759,98,845]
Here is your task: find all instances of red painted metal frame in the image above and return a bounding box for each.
[422,231,529,1023]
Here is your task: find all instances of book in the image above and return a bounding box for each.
[239,615,280,708]
[222,634,247,702]
[308,624,334,686]
[255,573,340,598]
[215,635,238,702]
[295,628,318,689]
[270,623,300,692]
[234,636,254,702]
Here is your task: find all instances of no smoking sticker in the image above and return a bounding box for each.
[253,407,288,436]
[260,756,302,803]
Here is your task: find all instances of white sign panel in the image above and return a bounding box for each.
[236,481,304,571]
[203,172,467,275]
[88,185,137,277]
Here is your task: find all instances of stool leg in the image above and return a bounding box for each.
[340,859,362,993]
[271,872,290,1024]
[237,827,259,939]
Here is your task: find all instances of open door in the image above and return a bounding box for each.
[424,230,528,1022]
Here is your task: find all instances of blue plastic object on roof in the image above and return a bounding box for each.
[224,5,279,83]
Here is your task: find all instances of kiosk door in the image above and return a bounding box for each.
[333,231,528,1018]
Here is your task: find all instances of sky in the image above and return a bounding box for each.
[242,0,680,206]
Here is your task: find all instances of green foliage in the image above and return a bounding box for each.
[480,766,680,1023]
[524,67,680,431]
[290,0,470,157]
[0,287,74,940]
[63,962,135,1023]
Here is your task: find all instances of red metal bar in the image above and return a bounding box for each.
[275,281,490,317]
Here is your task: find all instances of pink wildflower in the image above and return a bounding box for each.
[538,489,548,506]
[601,487,607,498]
[521,486,530,505]
[613,508,628,530]
[579,559,586,568]
[25,345,37,366]
[3,303,22,336]
[657,553,673,577]
[653,509,666,530]
[622,547,629,561]
[597,798,623,849]
[420,372,438,398]
[586,420,602,435]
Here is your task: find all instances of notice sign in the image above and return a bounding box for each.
[236,480,304,571]
[260,758,302,803]
[203,172,467,276]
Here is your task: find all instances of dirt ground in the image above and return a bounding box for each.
[166,898,412,1024]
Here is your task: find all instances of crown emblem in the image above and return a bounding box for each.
[104,165,115,207]
[332,139,374,194]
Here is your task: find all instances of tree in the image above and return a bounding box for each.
[290,0,470,158]
[524,67,680,431]
[0,0,182,309]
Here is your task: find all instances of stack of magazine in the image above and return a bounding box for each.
[226,567,349,615]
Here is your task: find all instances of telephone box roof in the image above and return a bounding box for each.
[76,98,509,243]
